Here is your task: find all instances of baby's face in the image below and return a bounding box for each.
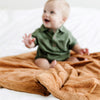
[42,1,65,30]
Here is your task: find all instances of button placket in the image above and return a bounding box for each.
[53,31,57,39]
[52,33,57,47]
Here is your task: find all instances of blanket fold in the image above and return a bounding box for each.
[0,51,100,100]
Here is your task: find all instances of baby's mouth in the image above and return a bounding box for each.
[44,19,50,23]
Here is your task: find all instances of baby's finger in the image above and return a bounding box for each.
[22,40,26,44]
[23,38,27,43]
[80,49,85,54]
[23,36,25,39]
[85,48,89,55]
[83,49,86,53]
[32,38,36,42]
[28,33,32,38]
[25,33,28,38]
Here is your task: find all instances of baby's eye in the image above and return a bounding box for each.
[44,10,46,13]
[50,11,55,14]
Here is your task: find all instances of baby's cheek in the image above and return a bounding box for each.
[52,20,56,24]
[52,18,58,24]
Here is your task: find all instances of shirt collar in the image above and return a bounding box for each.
[40,24,49,32]
[40,24,65,33]
[59,25,66,33]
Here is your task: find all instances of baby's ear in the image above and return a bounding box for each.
[63,17,67,22]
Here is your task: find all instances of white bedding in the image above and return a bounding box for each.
[0,7,100,100]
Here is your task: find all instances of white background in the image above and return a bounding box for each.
[0,0,100,9]
[0,0,100,100]
[0,7,100,99]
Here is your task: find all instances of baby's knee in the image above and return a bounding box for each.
[34,58,50,69]
[34,58,49,65]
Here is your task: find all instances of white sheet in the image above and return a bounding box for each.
[0,7,100,100]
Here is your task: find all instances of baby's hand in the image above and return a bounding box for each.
[79,48,89,55]
[22,33,36,48]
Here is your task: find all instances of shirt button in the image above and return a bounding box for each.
[53,43,56,47]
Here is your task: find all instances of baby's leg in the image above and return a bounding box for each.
[34,58,56,70]
[66,57,79,63]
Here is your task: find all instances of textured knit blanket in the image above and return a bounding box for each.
[0,51,100,100]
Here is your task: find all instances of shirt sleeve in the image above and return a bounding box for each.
[31,29,39,46]
[68,31,78,49]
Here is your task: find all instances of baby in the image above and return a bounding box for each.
[23,0,89,69]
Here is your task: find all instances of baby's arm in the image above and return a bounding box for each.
[23,33,36,48]
[72,44,89,55]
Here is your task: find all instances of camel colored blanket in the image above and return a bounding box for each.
[0,51,100,100]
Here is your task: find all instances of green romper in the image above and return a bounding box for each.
[32,24,77,63]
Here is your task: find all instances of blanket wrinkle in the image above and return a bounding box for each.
[0,51,100,100]
[37,64,88,100]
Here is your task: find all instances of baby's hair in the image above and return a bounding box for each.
[46,0,70,19]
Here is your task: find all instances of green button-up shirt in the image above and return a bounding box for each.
[32,24,77,62]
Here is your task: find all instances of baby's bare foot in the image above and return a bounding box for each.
[50,60,57,68]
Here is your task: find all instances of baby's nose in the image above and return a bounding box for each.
[45,13,49,17]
